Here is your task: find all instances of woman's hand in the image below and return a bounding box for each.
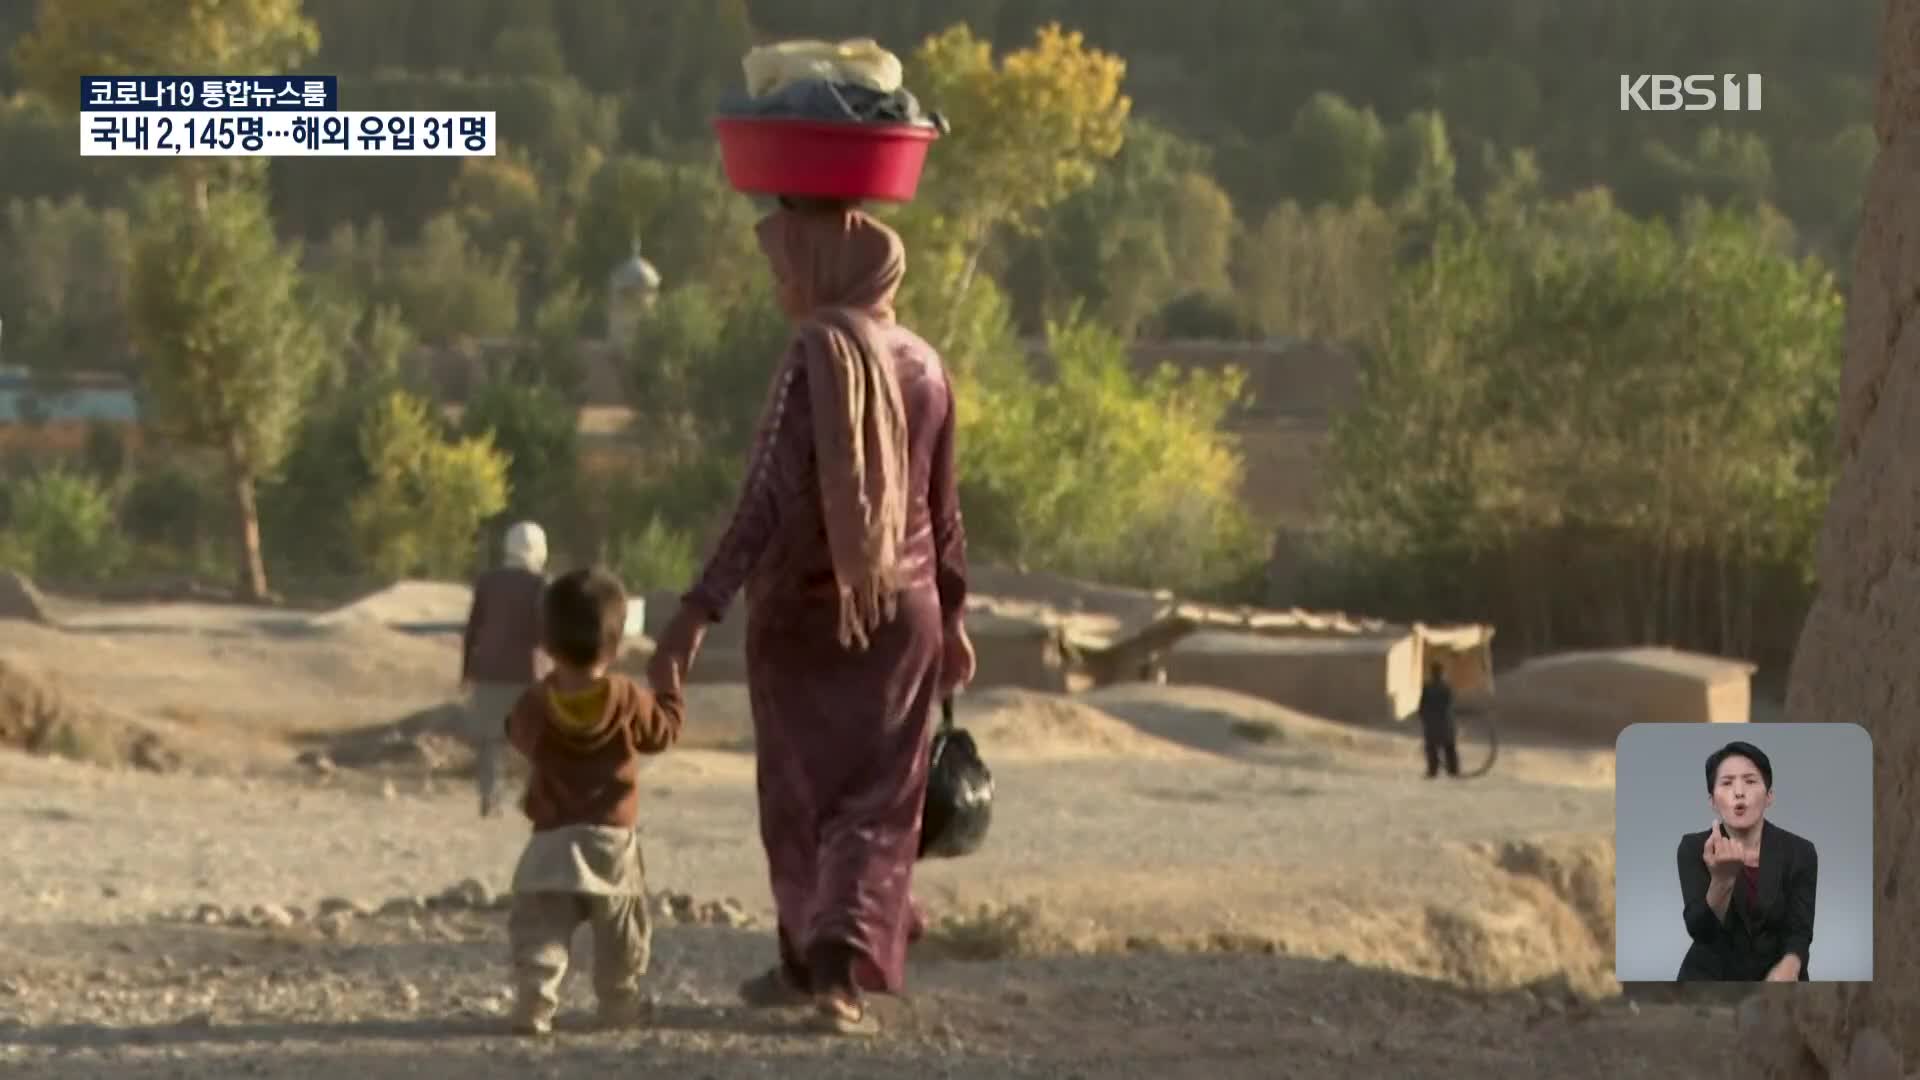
[939,618,976,695]
[1704,824,1747,884]
[647,603,709,697]
[1764,955,1802,981]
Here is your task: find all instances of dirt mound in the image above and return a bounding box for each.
[920,897,1115,959]
[0,658,179,771]
[959,689,1201,759]
[565,684,1202,759]
[1421,833,1618,997]
[313,580,472,627]
[921,834,1622,1001]
[1079,681,1408,760]
[0,569,49,622]
[297,701,476,773]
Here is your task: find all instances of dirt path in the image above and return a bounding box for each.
[0,907,1737,1080]
[0,599,1749,1077]
[0,740,1741,1079]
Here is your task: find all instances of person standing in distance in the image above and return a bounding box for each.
[460,521,551,816]
[1418,662,1460,778]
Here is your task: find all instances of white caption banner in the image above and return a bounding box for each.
[80,111,498,157]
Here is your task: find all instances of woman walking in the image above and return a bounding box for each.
[651,202,974,1035]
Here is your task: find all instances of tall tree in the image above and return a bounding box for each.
[1287,92,1390,208]
[905,23,1130,341]
[128,184,331,599]
[11,0,320,213]
[1323,197,1841,658]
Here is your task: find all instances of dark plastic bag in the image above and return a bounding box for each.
[919,696,992,859]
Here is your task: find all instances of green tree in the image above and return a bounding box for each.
[1777,123,1874,255]
[997,119,1238,337]
[1287,93,1389,208]
[127,183,331,599]
[11,0,317,87]
[12,0,319,210]
[460,376,580,539]
[349,390,510,580]
[607,515,700,597]
[614,278,795,546]
[1381,109,1459,212]
[905,23,1131,338]
[1164,171,1238,300]
[120,454,227,572]
[1235,198,1397,345]
[893,237,1027,388]
[0,93,126,210]
[0,196,133,372]
[0,465,125,580]
[506,282,592,401]
[386,212,521,344]
[258,306,418,578]
[566,154,760,318]
[449,148,561,305]
[1324,198,1842,660]
[625,281,788,469]
[959,311,1254,591]
[1631,128,1776,218]
[488,25,567,80]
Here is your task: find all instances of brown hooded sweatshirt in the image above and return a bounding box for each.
[504,673,682,831]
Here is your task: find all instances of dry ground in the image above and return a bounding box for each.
[0,588,1750,1078]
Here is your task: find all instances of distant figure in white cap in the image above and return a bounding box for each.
[460,521,551,816]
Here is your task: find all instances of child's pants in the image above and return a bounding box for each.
[508,891,652,1015]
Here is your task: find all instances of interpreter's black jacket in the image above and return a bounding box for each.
[1675,819,1816,981]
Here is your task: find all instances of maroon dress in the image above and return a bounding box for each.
[683,323,967,993]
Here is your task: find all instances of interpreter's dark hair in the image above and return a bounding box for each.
[542,568,627,668]
[1430,662,1445,680]
[1705,740,1773,792]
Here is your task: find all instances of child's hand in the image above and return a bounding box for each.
[646,648,684,698]
[648,604,707,696]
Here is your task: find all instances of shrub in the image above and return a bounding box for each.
[3,465,124,580]
[608,515,700,597]
[349,391,511,580]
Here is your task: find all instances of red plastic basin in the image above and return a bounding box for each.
[714,115,938,203]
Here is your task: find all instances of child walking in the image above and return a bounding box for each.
[503,567,683,1034]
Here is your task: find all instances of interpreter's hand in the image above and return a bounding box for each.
[1704,822,1747,884]
[1764,955,1802,982]
[939,619,976,695]
[647,603,709,697]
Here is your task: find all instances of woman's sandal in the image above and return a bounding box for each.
[737,967,811,1008]
[810,995,880,1037]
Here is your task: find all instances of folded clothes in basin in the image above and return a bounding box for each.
[720,39,942,129]
[742,37,902,97]
[716,78,933,126]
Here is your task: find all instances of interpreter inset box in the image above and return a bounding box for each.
[1613,722,1872,982]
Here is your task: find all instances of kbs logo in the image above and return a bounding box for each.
[1619,74,1762,111]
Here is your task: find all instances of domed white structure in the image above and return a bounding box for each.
[606,237,661,348]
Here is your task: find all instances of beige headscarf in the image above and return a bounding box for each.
[755,206,910,650]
